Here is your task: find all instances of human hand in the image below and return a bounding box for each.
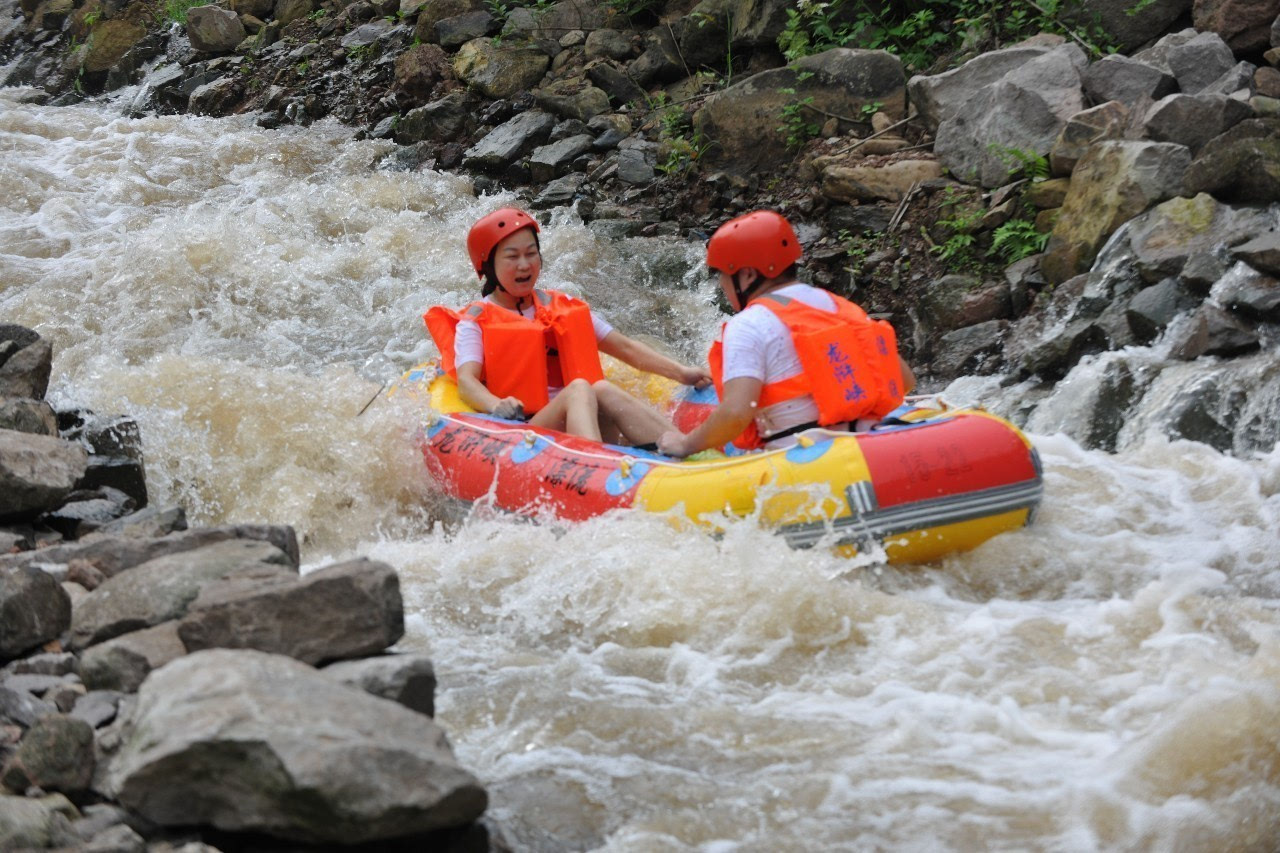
[680,365,712,389]
[657,430,691,457]
[491,398,526,421]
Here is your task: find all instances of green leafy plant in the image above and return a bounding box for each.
[82,9,101,27]
[307,8,326,19]
[988,143,1050,181]
[159,0,205,25]
[931,188,985,264]
[346,43,374,62]
[988,217,1050,263]
[778,71,820,149]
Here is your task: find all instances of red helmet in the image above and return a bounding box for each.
[706,210,802,277]
[467,207,540,277]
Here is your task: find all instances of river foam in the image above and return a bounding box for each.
[3,90,1279,851]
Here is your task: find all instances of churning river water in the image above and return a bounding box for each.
[3,89,1280,852]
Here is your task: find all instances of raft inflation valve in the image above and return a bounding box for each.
[523,430,538,446]
[797,435,814,448]
[619,457,634,479]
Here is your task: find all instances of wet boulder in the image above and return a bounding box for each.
[1040,140,1190,285]
[1125,277,1200,342]
[177,558,404,665]
[0,566,71,661]
[0,326,51,401]
[322,653,436,717]
[695,48,906,173]
[0,430,89,522]
[1232,231,1280,276]
[1209,261,1280,320]
[0,399,57,436]
[1166,303,1261,360]
[100,649,487,844]
[396,91,473,144]
[528,134,593,183]
[1124,193,1277,282]
[930,320,1009,378]
[934,45,1088,187]
[58,411,147,510]
[69,538,296,650]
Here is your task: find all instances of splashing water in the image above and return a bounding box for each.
[4,91,1280,851]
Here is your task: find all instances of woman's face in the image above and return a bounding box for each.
[492,227,541,298]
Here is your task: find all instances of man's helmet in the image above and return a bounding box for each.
[706,210,801,277]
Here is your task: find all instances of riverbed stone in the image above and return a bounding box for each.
[69,538,296,650]
[463,108,555,171]
[534,76,610,121]
[1081,54,1177,109]
[0,566,71,661]
[0,326,51,401]
[80,622,187,692]
[528,133,593,183]
[1125,277,1199,342]
[177,558,403,664]
[321,653,436,717]
[1194,0,1278,53]
[1040,140,1190,285]
[1232,231,1280,276]
[0,523,299,579]
[1049,100,1130,177]
[393,42,453,102]
[1209,261,1280,320]
[0,398,57,436]
[1166,303,1261,359]
[101,649,486,844]
[931,320,1008,377]
[1124,193,1278,282]
[0,794,79,849]
[186,6,246,54]
[396,90,472,143]
[1,713,94,794]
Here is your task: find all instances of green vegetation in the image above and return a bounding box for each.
[777,0,1117,69]
[989,143,1050,182]
[989,217,1050,263]
[159,0,206,25]
[654,102,710,175]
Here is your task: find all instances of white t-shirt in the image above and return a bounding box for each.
[454,294,614,369]
[721,283,839,444]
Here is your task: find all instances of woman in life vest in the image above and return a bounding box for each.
[657,209,916,457]
[426,207,711,444]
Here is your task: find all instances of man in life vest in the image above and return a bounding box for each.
[657,210,915,457]
[426,207,711,444]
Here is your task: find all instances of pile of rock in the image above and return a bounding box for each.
[1,325,487,851]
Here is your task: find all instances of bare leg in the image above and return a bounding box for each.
[530,378,602,441]
[592,380,674,446]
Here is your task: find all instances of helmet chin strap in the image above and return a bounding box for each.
[496,281,530,313]
[731,270,763,312]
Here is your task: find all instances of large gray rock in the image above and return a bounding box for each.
[1060,0,1193,52]
[1040,141,1191,284]
[100,649,486,844]
[1232,231,1280,276]
[69,539,295,650]
[177,558,404,665]
[1183,117,1280,203]
[1209,261,1280,320]
[322,653,436,717]
[1142,93,1255,155]
[395,92,473,144]
[534,77,610,121]
[0,398,58,436]
[452,38,549,99]
[933,45,1088,187]
[0,326,51,400]
[0,793,79,850]
[79,19,147,74]
[0,429,86,521]
[695,48,906,173]
[0,565,70,661]
[1081,55,1177,110]
[907,45,1051,133]
[463,109,556,171]
[79,622,187,692]
[1,713,95,794]
[0,523,299,578]
[528,134,593,184]
[1194,0,1279,53]
[1049,100,1130,177]
[185,6,246,54]
[1166,303,1261,359]
[1123,193,1279,282]
[1165,30,1238,92]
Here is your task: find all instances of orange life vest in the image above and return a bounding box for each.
[708,289,905,448]
[424,289,605,414]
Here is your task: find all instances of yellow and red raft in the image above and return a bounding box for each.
[398,363,1043,564]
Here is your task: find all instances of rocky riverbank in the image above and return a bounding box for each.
[3,0,1278,450]
[1,326,489,850]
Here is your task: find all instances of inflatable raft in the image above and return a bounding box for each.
[398,363,1043,564]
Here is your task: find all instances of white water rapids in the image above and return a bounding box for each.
[3,90,1280,852]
